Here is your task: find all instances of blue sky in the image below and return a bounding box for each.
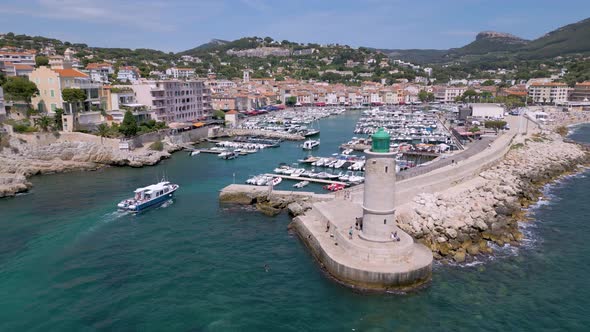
[0,0,589,52]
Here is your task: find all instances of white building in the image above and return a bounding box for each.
[85,63,114,83]
[528,82,572,104]
[131,80,211,123]
[0,49,36,66]
[469,103,505,118]
[424,67,433,77]
[117,66,141,83]
[434,86,467,103]
[165,67,195,79]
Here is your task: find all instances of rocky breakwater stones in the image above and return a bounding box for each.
[396,135,589,263]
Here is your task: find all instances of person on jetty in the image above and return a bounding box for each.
[349,226,353,239]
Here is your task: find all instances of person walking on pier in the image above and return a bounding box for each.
[349,226,353,239]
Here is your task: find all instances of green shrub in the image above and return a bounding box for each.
[149,140,164,151]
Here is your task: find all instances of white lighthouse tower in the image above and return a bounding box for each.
[361,128,398,242]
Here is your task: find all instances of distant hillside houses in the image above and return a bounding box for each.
[226,47,316,58]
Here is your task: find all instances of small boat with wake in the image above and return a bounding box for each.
[117,181,179,212]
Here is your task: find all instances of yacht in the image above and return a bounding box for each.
[117,181,179,212]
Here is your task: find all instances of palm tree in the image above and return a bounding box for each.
[37,115,52,132]
[96,123,110,144]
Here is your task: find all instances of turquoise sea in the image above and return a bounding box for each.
[1,113,590,331]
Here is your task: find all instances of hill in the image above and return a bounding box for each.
[519,17,590,58]
[450,31,529,55]
[379,17,590,63]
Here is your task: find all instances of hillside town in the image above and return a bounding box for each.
[1,41,589,133]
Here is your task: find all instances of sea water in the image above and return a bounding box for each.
[1,115,589,331]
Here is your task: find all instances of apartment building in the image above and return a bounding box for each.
[117,66,141,83]
[131,80,211,123]
[1,62,34,77]
[86,63,114,83]
[0,49,36,66]
[434,86,467,103]
[568,82,590,102]
[165,67,195,79]
[528,82,572,104]
[28,66,102,113]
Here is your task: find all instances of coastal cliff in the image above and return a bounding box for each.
[0,133,179,198]
[395,132,589,262]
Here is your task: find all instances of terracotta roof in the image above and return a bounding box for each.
[530,82,567,86]
[86,62,112,69]
[575,82,590,86]
[14,64,34,70]
[226,110,238,114]
[53,69,88,78]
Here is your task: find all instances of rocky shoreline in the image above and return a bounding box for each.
[394,132,589,263]
[0,134,181,198]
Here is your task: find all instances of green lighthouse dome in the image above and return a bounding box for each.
[371,128,391,153]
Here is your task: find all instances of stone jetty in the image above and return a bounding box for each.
[394,132,589,262]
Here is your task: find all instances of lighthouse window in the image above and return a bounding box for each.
[384,219,387,224]
[385,166,388,173]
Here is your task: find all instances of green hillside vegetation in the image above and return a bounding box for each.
[519,18,590,58]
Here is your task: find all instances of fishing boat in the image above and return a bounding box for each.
[302,139,320,150]
[117,181,179,212]
[293,180,310,188]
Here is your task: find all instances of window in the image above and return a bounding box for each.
[50,90,55,97]
[51,104,57,111]
[385,166,388,173]
[384,219,387,224]
[48,78,53,84]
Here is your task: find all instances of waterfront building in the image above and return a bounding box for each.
[29,66,102,114]
[528,82,572,104]
[568,82,590,102]
[86,63,114,83]
[165,67,195,79]
[434,86,468,103]
[468,103,505,118]
[117,66,141,83]
[131,80,211,123]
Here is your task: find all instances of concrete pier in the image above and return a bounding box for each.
[291,200,432,291]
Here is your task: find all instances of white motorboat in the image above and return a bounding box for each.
[190,150,200,156]
[293,180,310,188]
[270,177,282,186]
[302,139,320,150]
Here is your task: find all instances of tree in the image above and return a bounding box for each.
[481,80,495,86]
[2,76,39,106]
[460,89,479,102]
[62,88,87,113]
[285,96,297,107]
[119,110,138,137]
[213,110,225,120]
[35,56,49,67]
[485,120,507,133]
[53,108,64,131]
[418,90,428,102]
[36,115,52,132]
[96,123,110,143]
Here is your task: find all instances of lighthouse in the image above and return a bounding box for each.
[361,128,398,242]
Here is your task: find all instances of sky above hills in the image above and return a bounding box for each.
[0,0,589,52]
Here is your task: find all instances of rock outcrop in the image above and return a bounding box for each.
[0,135,178,198]
[395,133,589,262]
